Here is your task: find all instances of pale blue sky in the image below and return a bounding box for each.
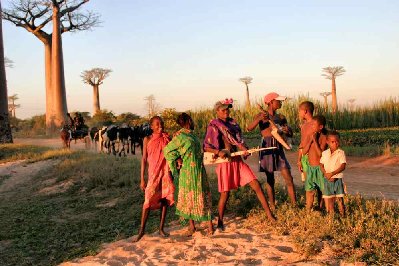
[4,0,399,118]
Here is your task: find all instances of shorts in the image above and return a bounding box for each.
[302,155,324,191]
[323,178,345,198]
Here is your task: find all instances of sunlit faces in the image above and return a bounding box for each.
[298,107,307,121]
[312,119,324,133]
[216,107,230,120]
[150,118,164,134]
[327,134,340,152]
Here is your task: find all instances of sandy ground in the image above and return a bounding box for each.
[7,138,398,265]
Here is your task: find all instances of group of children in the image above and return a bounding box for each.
[298,101,347,216]
[134,94,348,241]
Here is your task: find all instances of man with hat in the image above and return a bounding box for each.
[204,98,276,230]
[247,92,297,209]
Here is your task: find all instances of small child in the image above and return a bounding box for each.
[320,131,347,216]
[302,115,328,212]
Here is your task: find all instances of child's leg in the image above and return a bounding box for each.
[264,171,276,210]
[248,180,276,222]
[134,208,150,242]
[336,197,345,217]
[306,190,315,212]
[159,200,169,237]
[316,188,324,210]
[328,198,335,215]
[281,168,297,205]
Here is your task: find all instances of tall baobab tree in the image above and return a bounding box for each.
[322,66,346,113]
[320,91,332,111]
[81,68,112,115]
[239,76,253,109]
[0,1,12,143]
[8,93,20,117]
[3,0,100,134]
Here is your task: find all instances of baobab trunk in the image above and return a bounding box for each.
[93,84,100,114]
[245,84,251,109]
[0,1,13,143]
[331,78,337,113]
[50,5,68,130]
[44,41,55,134]
[323,96,328,111]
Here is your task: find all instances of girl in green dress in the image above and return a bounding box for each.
[163,113,214,236]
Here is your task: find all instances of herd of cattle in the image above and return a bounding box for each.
[60,124,152,156]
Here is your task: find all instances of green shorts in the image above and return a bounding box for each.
[323,178,345,198]
[302,155,324,192]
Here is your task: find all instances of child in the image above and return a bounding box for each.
[297,101,315,181]
[320,131,347,216]
[301,115,328,212]
[134,116,175,242]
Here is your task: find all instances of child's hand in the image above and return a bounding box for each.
[176,158,183,169]
[140,180,146,191]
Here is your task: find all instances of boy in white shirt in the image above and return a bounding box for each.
[320,131,347,216]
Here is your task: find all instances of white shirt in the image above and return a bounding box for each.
[320,148,346,179]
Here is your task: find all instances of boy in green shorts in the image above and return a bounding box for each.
[320,131,347,216]
[301,115,328,212]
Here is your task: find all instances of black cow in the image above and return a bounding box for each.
[103,125,119,155]
[118,125,131,157]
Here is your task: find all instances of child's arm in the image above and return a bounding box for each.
[140,136,149,191]
[247,113,267,131]
[325,163,346,181]
[311,133,326,157]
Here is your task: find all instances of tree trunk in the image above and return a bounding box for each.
[245,84,251,109]
[44,41,55,134]
[50,4,68,130]
[0,2,13,143]
[323,96,328,111]
[93,84,100,114]
[331,78,337,113]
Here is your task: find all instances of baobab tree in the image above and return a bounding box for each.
[3,0,100,134]
[322,66,346,113]
[144,94,160,118]
[348,98,356,110]
[239,76,253,109]
[8,93,20,117]
[81,68,112,115]
[0,1,12,143]
[320,91,332,111]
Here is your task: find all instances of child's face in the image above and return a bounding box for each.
[150,118,163,133]
[298,107,307,120]
[312,120,324,133]
[327,135,340,151]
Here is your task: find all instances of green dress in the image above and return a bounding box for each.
[163,128,212,221]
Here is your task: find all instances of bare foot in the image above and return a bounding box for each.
[159,229,170,237]
[217,220,225,231]
[183,227,196,237]
[133,231,145,242]
[267,214,277,223]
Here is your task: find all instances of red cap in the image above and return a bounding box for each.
[264,92,287,104]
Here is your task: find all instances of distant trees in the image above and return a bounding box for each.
[320,91,332,111]
[144,94,160,118]
[239,76,253,109]
[3,0,100,134]
[81,68,112,115]
[8,93,20,117]
[0,1,13,143]
[322,66,346,113]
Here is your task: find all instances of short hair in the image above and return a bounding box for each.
[313,115,326,127]
[299,101,314,115]
[149,115,163,126]
[327,130,340,138]
[176,112,192,127]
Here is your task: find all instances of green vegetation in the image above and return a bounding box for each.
[0,144,76,164]
[244,192,399,265]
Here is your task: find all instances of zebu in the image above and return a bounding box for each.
[118,125,131,157]
[60,125,71,148]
